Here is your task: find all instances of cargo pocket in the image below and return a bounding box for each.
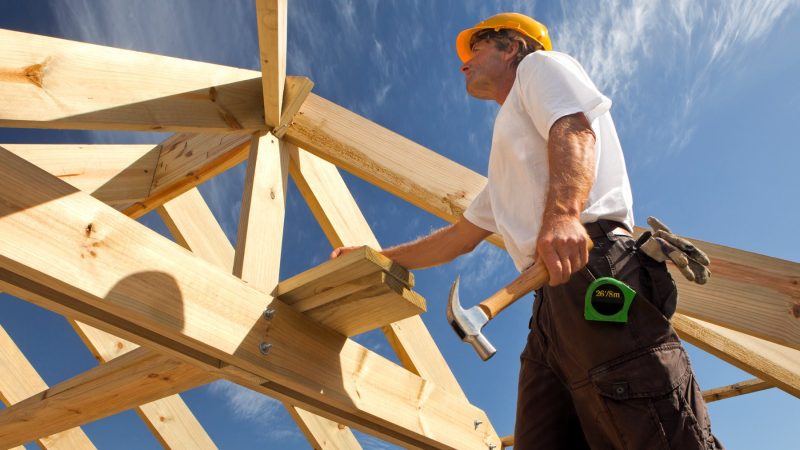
[589,342,712,449]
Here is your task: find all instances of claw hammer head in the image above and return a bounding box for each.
[447,276,497,361]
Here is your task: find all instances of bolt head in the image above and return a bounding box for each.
[263,307,276,320]
[259,342,272,355]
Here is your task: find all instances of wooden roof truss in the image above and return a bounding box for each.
[0,2,797,448]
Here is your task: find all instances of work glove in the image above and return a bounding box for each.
[639,216,711,284]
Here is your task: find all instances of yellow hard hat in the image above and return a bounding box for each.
[456,12,552,62]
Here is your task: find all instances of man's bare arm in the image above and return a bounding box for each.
[330,217,492,269]
[537,112,596,286]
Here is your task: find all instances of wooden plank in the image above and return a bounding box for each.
[123,132,252,219]
[288,146,378,249]
[702,378,772,403]
[0,325,97,449]
[2,144,159,206]
[70,321,217,450]
[0,146,498,450]
[673,314,800,398]
[304,280,426,337]
[277,246,413,303]
[275,77,314,138]
[158,188,234,271]
[160,184,361,450]
[287,407,362,450]
[288,148,470,401]
[233,131,361,449]
[290,272,387,313]
[255,0,287,129]
[665,233,800,351]
[232,132,289,286]
[0,28,265,133]
[0,339,213,449]
[284,94,486,224]
[138,395,219,449]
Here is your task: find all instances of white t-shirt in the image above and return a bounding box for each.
[464,51,634,272]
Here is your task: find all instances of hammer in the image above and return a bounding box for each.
[447,242,592,360]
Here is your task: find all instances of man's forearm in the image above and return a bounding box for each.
[381,218,491,269]
[536,112,597,284]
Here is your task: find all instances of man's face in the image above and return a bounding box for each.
[460,39,511,100]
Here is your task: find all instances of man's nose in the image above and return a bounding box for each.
[460,60,470,73]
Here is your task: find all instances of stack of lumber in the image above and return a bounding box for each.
[277,246,425,336]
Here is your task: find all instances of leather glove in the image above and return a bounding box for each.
[639,216,711,284]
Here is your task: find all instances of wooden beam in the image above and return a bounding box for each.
[284,94,486,224]
[255,0,287,129]
[673,314,800,398]
[0,324,97,449]
[0,147,498,450]
[0,335,213,449]
[69,321,217,449]
[0,29,265,133]
[123,132,252,218]
[2,144,159,206]
[161,185,361,449]
[233,132,364,449]
[702,378,772,403]
[158,188,234,271]
[276,247,424,336]
[287,147,471,402]
[138,393,219,449]
[288,146,379,249]
[275,77,314,138]
[666,235,800,351]
[161,186,361,449]
[233,132,289,285]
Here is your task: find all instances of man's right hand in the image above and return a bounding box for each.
[536,214,591,286]
[330,246,359,259]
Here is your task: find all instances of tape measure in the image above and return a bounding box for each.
[584,277,636,323]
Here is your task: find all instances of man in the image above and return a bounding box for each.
[333,12,721,450]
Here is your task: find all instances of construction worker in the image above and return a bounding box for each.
[333,12,722,449]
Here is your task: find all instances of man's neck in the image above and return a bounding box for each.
[495,69,517,105]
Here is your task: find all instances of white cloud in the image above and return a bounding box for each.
[453,241,511,291]
[207,380,301,440]
[554,0,798,158]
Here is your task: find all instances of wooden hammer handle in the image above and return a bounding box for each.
[477,241,594,320]
[477,261,549,320]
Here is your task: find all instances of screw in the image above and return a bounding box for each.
[473,419,482,430]
[259,342,272,355]
[263,307,276,320]
[488,444,496,450]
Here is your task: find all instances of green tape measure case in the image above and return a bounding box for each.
[584,277,636,323]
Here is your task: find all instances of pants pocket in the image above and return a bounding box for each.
[637,253,678,319]
[589,343,716,449]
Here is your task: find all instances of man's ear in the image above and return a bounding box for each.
[502,41,519,63]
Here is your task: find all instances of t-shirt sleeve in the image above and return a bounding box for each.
[517,53,612,138]
[463,186,498,233]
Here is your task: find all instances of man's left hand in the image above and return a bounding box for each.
[536,215,590,286]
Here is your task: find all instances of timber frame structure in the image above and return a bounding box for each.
[0,2,798,449]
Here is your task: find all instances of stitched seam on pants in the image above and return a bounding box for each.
[646,398,671,450]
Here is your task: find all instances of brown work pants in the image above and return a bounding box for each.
[514,231,724,449]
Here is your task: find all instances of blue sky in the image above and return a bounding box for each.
[1,0,798,449]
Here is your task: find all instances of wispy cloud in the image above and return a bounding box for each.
[554,0,798,158]
[207,380,300,440]
[453,241,512,291]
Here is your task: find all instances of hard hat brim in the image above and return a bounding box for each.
[456,26,484,63]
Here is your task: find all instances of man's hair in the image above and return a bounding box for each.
[469,28,544,66]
